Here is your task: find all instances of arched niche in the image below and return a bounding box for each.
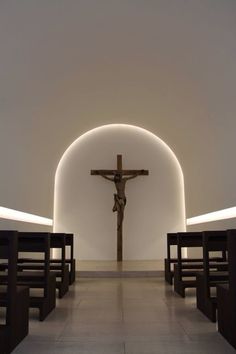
[53,124,186,260]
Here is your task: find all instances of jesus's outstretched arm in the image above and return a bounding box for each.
[100,174,114,182]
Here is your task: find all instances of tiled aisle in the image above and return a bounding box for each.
[13,278,235,354]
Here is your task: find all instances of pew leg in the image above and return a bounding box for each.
[217,285,236,348]
[0,327,8,354]
[174,269,185,297]
[164,259,173,285]
[196,274,216,322]
[39,275,56,321]
[196,274,217,322]
[9,286,29,352]
[196,274,206,314]
[58,267,70,298]
[205,300,217,322]
[69,259,76,285]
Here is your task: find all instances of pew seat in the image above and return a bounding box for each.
[17,263,69,298]
[0,271,56,321]
[173,262,227,297]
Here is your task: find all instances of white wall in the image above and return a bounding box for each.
[54,125,185,260]
[1,1,236,236]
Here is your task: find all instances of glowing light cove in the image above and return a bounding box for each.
[187,207,236,225]
[0,206,53,226]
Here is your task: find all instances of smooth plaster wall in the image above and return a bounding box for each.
[54,125,185,260]
[1,1,236,233]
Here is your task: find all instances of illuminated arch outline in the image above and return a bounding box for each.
[53,123,186,231]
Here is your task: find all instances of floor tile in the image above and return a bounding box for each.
[12,277,236,353]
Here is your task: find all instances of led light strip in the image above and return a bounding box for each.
[0,206,53,226]
[187,206,236,225]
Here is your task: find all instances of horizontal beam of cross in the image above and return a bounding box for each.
[91,170,149,176]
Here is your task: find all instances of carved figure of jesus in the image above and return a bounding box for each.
[101,172,140,230]
[91,155,148,261]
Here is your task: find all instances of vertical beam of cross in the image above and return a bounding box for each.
[91,155,149,261]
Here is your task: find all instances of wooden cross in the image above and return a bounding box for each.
[91,155,149,261]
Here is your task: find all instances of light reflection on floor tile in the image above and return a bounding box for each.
[12,277,236,354]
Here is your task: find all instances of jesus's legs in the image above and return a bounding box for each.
[117,207,124,230]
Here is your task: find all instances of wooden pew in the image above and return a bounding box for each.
[44,232,70,297]
[165,233,177,284]
[196,231,228,322]
[17,232,56,321]
[0,231,29,354]
[173,232,226,297]
[164,232,216,285]
[18,232,71,297]
[50,233,75,285]
[217,229,236,349]
[174,232,202,297]
[21,233,76,285]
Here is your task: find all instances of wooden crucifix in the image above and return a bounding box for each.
[91,155,149,261]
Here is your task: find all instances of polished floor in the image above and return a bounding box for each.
[77,261,163,278]
[13,277,235,354]
[77,260,164,271]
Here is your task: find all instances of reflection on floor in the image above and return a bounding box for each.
[12,277,235,354]
[77,260,164,271]
[77,260,164,277]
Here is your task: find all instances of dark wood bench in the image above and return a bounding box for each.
[165,233,177,284]
[196,230,228,322]
[50,233,75,285]
[18,232,71,298]
[164,232,218,285]
[0,231,29,354]
[16,232,56,321]
[18,232,70,298]
[174,232,226,297]
[19,233,75,285]
[217,229,236,349]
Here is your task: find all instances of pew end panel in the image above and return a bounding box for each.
[216,230,236,349]
[0,231,29,354]
[196,231,228,323]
